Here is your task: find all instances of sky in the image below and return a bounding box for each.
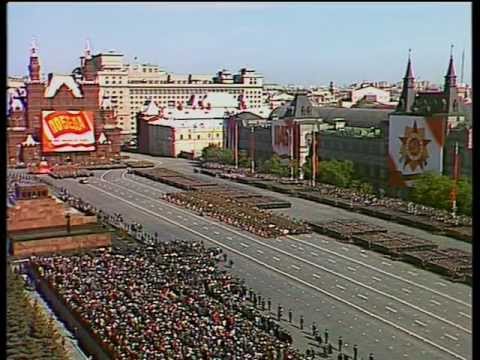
[7,2,472,86]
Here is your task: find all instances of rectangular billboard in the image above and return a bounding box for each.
[388,114,446,176]
[42,111,96,152]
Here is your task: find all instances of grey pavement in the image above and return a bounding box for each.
[41,167,472,360]
[124,152,471,253]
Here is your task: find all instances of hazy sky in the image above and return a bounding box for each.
[7,2,472,86]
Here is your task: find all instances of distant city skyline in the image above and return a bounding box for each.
[7,2,472,86]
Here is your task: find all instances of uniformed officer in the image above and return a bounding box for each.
[368,353,374,360]
[324,329,329,344]
[267,298,272,312]
[288,308,293,323]
[299,315,304,330]
[312,321,317,336]
[338,336,343,353]
[353,344,358,360]
[261,298,266,311]
[277,305,283,321]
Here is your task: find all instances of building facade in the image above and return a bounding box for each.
[137,93,271,158]
[225,111,274,164]
[78,44,265,137]
[7,41,122,168]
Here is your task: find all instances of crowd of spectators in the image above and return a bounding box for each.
[31,242,306,359]
[164,191,310,238]
[312,184,471,227]
[201,163,471,228]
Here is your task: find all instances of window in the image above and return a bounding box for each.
[216,133,219,138]
[180,134,184,140]
[188,134,192,140]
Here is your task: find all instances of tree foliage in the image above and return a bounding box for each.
[201,144,234,165]
[7,266,69,360]
[318,160,354,188]
[261,154,289,177]
[410,172,472,215]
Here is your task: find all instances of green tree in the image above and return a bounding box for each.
[238,150,250,168]
[301,157,320,180]
[201,144,234,165]
[318,160,354,187]
[456,177,472,216]
[410,172,453,211]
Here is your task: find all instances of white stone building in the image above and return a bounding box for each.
[78,45,265,137]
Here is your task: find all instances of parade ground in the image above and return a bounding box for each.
[27,152,472,360]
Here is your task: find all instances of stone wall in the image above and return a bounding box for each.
[7,197,97,233]
[12,232,112,257]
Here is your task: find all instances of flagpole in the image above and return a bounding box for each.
[450,141,459,219]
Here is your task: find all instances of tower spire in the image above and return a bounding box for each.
[396,49,416,113]
[444,45,458,113]
[30,37,39,58]
[404,48,414,79]
[28,37,41,82]
[445,45,457,87]
[84,38,92,59]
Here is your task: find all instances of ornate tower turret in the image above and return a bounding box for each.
[444,45,458,113]
[28,38,41,82]
[396,49,416,113]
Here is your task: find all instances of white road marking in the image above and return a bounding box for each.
[240,243,249,248]
[214,231,220,235]
[444,333,458,341]
[459,312,471,319]
[311,252,319,256]
[227,237,233,240]
[328,259,336,264]
[289,236,470,308]
[298,247,304,251]
[94,177,472,336]
[407,271,418,276]
[360,253,368,258]
[430,299,441,306]
[402,288,411,294]
[436,282,447,287]
[257,250,264,254]
[414,320,427,327]
[357,294,368,301]
[273,257,280,261]
[342,246,349,251]
[386,306,398,313]
[382,261,392,266]
[203,226,208,230]
[347,266,356,272]
[290,244,298,248]
[313,274,321,279]
[372,276,382,282]
[291,265,301,270]
[336,285,346,290]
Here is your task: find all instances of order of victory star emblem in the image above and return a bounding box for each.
[398,121,431,172]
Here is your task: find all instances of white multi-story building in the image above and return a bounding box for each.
[79,48,265,138]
